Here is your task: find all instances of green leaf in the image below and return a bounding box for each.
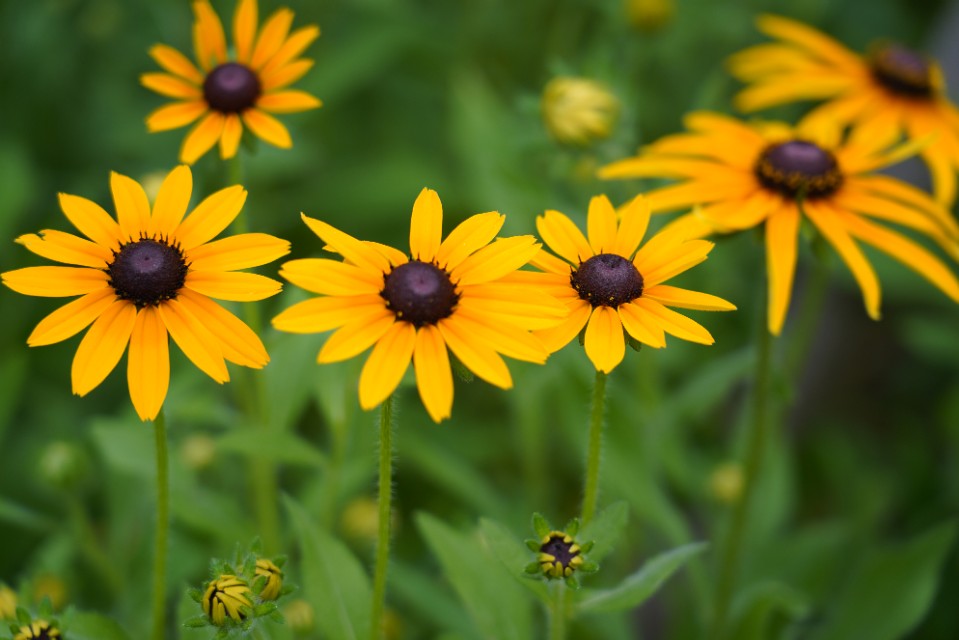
[810,520,957,640]
[284,496,371,640]
[727,581,810,640]
[216,429,327,468]
[576,542,708,614]
[479,518,550,603]
[90,418,154,479]
[416,513,532,640]
[390,560,479,639]
[579,501,629,563]
[60,611,132,640]
[0,496,52,532]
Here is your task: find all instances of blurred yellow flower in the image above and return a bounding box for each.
[730,14,959,206]
[0,584,16,620]
[625,0,674,32]
[282,598,314,633]
[600,112,959,334]
[542,77,619,146]
[527,194,735,372]
[142,0,321,163]
[709,462,744,504]
[254,558,283,601]
[272,188,565,422]
[2,166,288,420]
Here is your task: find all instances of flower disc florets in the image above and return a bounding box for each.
[539,531,584,579]
[13,620,61,640]
[571,253,644,307]
[755,140,843,199]
[381,260,459,327]
[203,62,262,113]
[202,575,253,626]
[870,44,935,98]
[107,238,187,308]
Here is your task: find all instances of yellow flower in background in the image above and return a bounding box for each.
[625,0,674,32]
[0,584,16,620]
[599,112,959,334]
[202,575,253,625]
[1,166,288,421]
[528,194,735,373]
[541,77,619,146]
[273,188,566,422]
[142,0,321,163]
[729,14,959,206]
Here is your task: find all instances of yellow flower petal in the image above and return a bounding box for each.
[272,294,385,333]
[261,25,320,75]
[1,266,109,297]
[175,185,248,251]
[181,112,226,164]
[178,289,269,367]
[260,59,314,92]
[764,206,800,335]
[587,195,618,255]
[617,301,666,348]
[437,316,513,388]
[278,258,382,296]
[536,210,593,265]
[27,288,116,347]
[612,195,651,258]
[529,247,574,274]
[450,236,540,286]
[219,113,244,160]
[192,0,228,69]
[140,73,202,99]
[58,193,122,250]
[318,309,395,363]
[533,299,592,353]
[358,321,416,410]
[127,307,170,421]
[643,284,736,311]
[632,297,714,345]
[250,7,294,70]
[151,165,193,239]
[233,0,258,64]
[413,324,453,422]
[71,299,137,396]
[148,44,204,84]
[146,101,208,132]
[257,90,322,113]
[242,108,292,149]
[457,282,568,330]
[639,239,715,287]
[158,298,229,383]
[449,308,548,363]
[187,233,290,272]
[185,271,282,301]
[111,172,152,244]
[299,214,391,273]
[15,230,111,268]
[583,306,626,373]
[435,211,504,270]
[409,188,443,262]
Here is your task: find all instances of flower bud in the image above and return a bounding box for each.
[709,462,744,504]
[202,575,252,625]
[626,0,674,32]
[13,620,61,640]
[255,559,283,601]
[541,77,619,146]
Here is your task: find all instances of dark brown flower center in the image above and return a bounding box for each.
[540,534,579,569]
[203,62,261,113]
[108,239,188,308]
[381,260,459,327]
[755,140,843,199]
[571,253,643,307]
[870,43,935,98]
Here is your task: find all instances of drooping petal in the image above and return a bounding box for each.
[250,8,294,70]
[219,114,244,159]
[1,266,109,297]
[256,90,322,113]
[15,230,112,268]
[317,309,395,363]
[175,185,248,250]
[233,0,258,63]
[148,44,204,84]
[57,193,122,250]
[242,109,292,149]
[145,101,208,132]
[127,307,170,421]
[180,112,226,164]
[450,236,540,286]
[587,195,618,255]
[178,289,269,367]
[764,206,801,335]
[71,299,137,396]
[536,210,593,265]
[150,165,193,239]
[644,284,736,311]
[413,325,453,422]
[533,299,592,353]
[299,214,391,273]
[437,317,512,389]
[357,321,416,410]
[435,212,505,270]
[583,306,626,373]
[409,188,443,262]
[187,233,290,271]
[27,288,116,346]
[277,258,382,295]
[185,271,282,301]
[111,172,152,243]
[272,294,386,333]
[158,298,229,383]
[632,298,715,344]
[617,301,666,348]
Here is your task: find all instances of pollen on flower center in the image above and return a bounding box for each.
[108,238,188,308]
[540,534,580,569]
[571,253,644,307]
[755,140,843,199]
[870,44,935,98]
[203,62,261,113]
[381,260,459,327]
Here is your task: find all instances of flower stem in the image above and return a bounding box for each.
[150,411,170,640]
[370,395,395,640]
[581,370,608,526]
[548,581,568,640]
[709,311,773,639]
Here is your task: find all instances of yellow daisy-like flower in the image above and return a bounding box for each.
[203,574,253,626]
[142,0,321,164]
[599,111,959,335]
[729,14,959,206]
[528,194,735,373]
[272,188,565,422]
[1,165,288,421]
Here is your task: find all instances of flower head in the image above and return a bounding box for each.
[12,620,61,640]
[142,0,321,163]
[729,14,959,205]
[599,112,959,334]
[528,194,735,372]
[272,188,566,422]
[542,77,619,146]
[202,575,253,626]
[254,558,283,601]
[1,166,288,420]
[524,514,597,588]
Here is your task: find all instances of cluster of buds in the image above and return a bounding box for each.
[186,542,292,638]
[524,513,598,589]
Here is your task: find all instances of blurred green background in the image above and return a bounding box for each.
[1,0,959,638]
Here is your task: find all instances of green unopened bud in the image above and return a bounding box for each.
[39,441,88,490]
[180,434,217,470]
[31,575,66,612]
[254,559,283,601]
[626,0,674,32]
[0,585,16,620]
[13,619,61,640]
[709,462,744,504]
[541,77,619,146]
[282,598,314,634]
[526,514,598,588]
[202,575,252,626]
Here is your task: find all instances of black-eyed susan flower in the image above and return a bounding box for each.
[273,188,566,422]
[254,559,283,601]
[524,514,597,588]
[142,0,321,164]
[1,166,288,421]
[729,14,959,206]
[525,194,735,372]
[542,77,619,146]
[599,111,959,335]
[203,575,253,626]
[12,620,61,640]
